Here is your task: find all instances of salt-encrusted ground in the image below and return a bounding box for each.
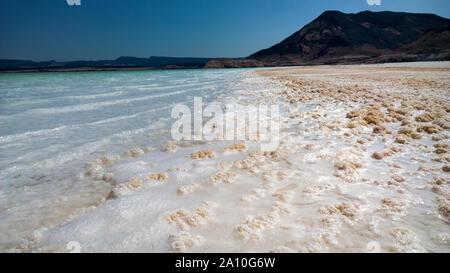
[31,62,450,253]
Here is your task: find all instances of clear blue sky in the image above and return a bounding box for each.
[0,0,449,61]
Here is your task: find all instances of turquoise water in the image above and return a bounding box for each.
[0,69,244,251]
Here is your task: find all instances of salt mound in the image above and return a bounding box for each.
[115,177,142,191]
[147,173,168,181]
[390,228,424,252]
[188,150,215,160]
[233,212,280,241]
[318,203,360,219]
[221,143,247,153]
[165,202,217,230]
[380,198,406,214]
[415,113,438,122]
[164,141,179,153]
[178,183,200,195]
[241,188,267,202]
[208,171,238,184]
[417,124,440,134]
[398,127,422,139]
[169,231,204,253]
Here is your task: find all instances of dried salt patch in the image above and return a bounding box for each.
[272,191,295,202]
[431,176,449,186]
[437,196,450,219]
[432,134,449,141]
[85,162,104,177]
[318,203,360,220]
[434,143,449,149]
[136,161,147,166]
[433,118,450,130]
[95,155,121,166]
[417,164,441,173]
[333,150,364,182]
[304,144,315,151]
[233,212,280,241]
[261,170,287,184]
[391,174,406,183]
[371,147,400,161]
[410,157,427,163]
[113,177,143,195]
[218,162,231,171]
[379,198,406,214]
[241,188,267,202]
[129,148,145,158]
[101,172,115,183]
[303,149,334,163]
[155,129,168,135]
[395,135,409,144]
[169,231,204,253]
[432,147,449,157]
[372,151,384,160]
[147,173,168,181]
[415,113,438,122]
[271,202,292,215]
[165,202,217,230]
[334,150,364,171]
[417,124,440,134]
[221,143,247,153]
[390,228,424,252]
[177,183,200,195]
[233,151,275,174]
[262,182,276,191]
[398,127,422,140]
[276,183,298,192]
[346,110,360,119]
[188,150,215,160]
[168,167,185,172]
[303,183,334,195]
[262,148,291,160]
[163,141,179,153]
[372,126,386,135]
[208,171,238,185]
[270,246,294,253]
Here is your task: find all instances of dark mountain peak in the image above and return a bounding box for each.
[318,10,346,18]
[317,10,352,21]
[249,10,450,66]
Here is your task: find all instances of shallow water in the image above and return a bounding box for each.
[0,68,245,251]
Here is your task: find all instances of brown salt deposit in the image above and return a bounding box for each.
[147,173,168,181]
[188,150,215,159]
[221,143,248,153]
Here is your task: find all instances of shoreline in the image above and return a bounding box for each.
[1,58,450,74]
[0,66,204,74]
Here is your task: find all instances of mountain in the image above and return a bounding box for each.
[251,10,450,65]
[0,56,215,72]
[206,10,450,67]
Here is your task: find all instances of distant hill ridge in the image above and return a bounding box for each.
[0,56,215,72]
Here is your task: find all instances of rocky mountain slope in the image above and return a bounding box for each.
[206,10,450,67]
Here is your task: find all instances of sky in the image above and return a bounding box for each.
[0,0,449,61]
